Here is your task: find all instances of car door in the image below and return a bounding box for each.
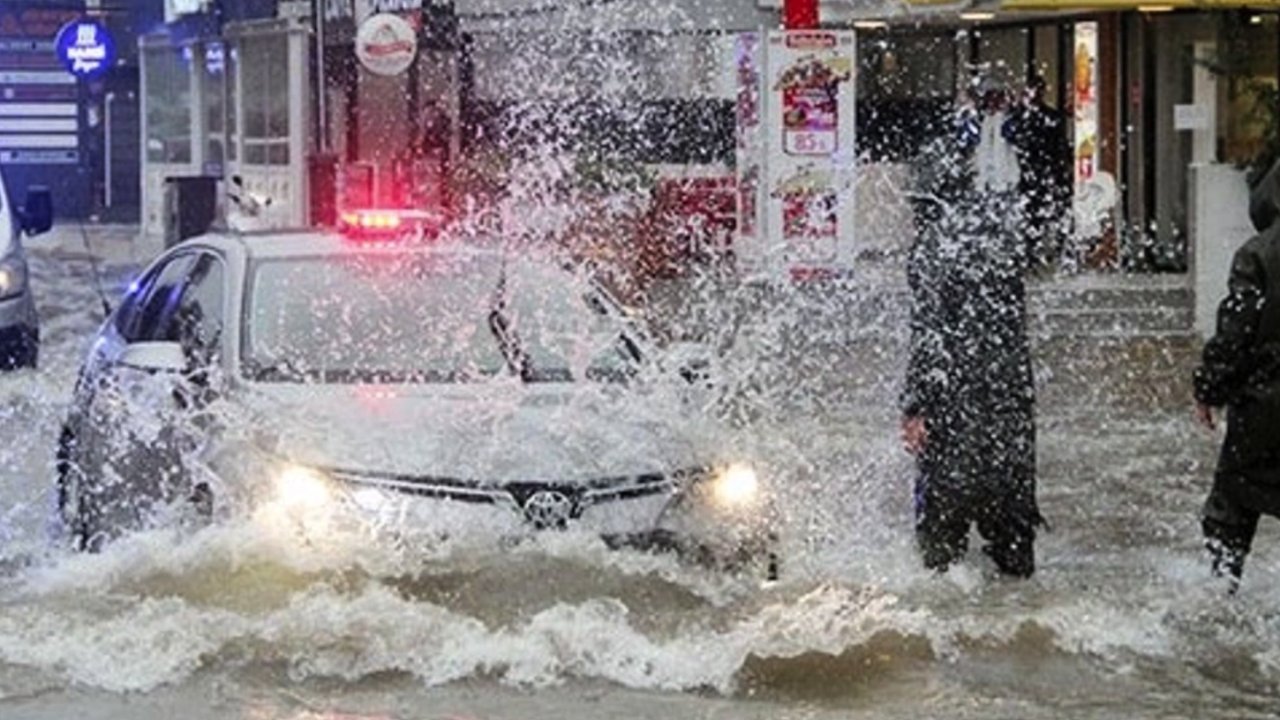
[77,251,227,534]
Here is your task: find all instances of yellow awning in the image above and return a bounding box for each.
[1003,0,1279,8]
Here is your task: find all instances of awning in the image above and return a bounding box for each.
[1002,0,1279,9]
[819,0,976,22]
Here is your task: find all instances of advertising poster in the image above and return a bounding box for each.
[763,30,856,281]
[776,47,850,156]
[1072,22,1099,221]
[735,33,763,250]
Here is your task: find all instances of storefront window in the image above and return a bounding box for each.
[241,35,289,165]
[1033,24,1063,109]
[856,33,956,161]
[1218,13,1278,180]
[204,41,226,173]
[143,45,192,163]
[976,27,1030,90]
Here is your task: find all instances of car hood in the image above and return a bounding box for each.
[240,381,729,484]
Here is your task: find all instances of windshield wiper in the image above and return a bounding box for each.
[488,308,532,381]
[243,356,307,382]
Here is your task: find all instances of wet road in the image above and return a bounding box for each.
[1,228,1275,720]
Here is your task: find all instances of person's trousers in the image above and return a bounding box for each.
[915,474,1037,578]
[1202,477,1264,590]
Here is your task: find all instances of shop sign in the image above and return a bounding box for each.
[355,12,417,76]
[0,8,80,39]
[53,19,115,80]
[1174,104,1210,131]
[0,149,79,165]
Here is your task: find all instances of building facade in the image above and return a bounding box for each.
[0,0,157,220]
[138,0,1278,285]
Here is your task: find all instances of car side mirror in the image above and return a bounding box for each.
[118,341,187,373]
[19,186,53,236]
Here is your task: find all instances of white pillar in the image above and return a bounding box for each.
[1191,41,1217,165]
[189,41,207,171]
[288,26,309,226]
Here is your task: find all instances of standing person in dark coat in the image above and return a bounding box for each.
[901,99,1043,578]
[1004,75,1071,266]
[1194,159,1280,592]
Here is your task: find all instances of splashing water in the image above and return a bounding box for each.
[2,7,1278,718]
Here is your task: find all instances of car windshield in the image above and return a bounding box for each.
[243,252,638,384]
[498,263,640,383]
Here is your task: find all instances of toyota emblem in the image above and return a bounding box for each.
[523,491,575,530]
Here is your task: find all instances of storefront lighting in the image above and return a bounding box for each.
[959,12,996,21]
[854,20,888,29]
[1137,5,1174,12]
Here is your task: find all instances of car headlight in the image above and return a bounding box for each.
[0,258,27,300]
[276,465,335,508]
[710,463,760,508]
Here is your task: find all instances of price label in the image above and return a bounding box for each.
[785,131,835,156]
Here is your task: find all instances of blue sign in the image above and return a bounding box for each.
[54,19,116,80]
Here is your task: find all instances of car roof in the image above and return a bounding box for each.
[187,228,510,263]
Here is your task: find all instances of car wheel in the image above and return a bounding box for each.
[0,326,37,371]
[54,424,96,551]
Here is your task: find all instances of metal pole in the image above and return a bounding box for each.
[316,0,328,153]
[104,91,114,208]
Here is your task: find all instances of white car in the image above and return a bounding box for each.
[0,172,52,369]
[54,213,777,575]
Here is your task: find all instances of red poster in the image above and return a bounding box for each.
[774,53,851,157]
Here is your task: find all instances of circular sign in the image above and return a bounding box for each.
[355,13,417,77]
[54,18,116,80]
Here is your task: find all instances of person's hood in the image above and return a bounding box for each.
[1249,159,1280,233]
[239,381,732,484]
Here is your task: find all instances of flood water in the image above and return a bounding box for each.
[1,235,1277,720]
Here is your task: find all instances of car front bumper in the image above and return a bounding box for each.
[0,289,36,332]
[256,465,777,567]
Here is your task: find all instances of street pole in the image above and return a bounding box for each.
[316,0,327,153]
[783,0,818,29]
[104,91,113,209]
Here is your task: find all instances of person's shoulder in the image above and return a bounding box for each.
[1240,225,1279,257]
[1230,232,1276,284]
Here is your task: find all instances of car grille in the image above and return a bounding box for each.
[326,468,692,529]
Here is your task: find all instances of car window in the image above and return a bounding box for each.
[168,254,225,365]
[120,255,198,343]
[244,253,508,383]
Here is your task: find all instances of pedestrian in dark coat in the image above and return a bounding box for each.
[1004,75,1071,265]
[901,121,1043,578]
[1194,159,1280,591]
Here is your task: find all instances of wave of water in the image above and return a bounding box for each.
[2,508,1279,712]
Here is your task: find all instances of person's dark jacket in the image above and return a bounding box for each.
[902,135,1038,522]
[1194,160,1280,508]
[1004,101,1071,202]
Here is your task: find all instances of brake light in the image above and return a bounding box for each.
[337,208,438,241]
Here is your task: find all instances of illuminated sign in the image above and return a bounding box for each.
[355,13,417,76]
[54,19,115,80]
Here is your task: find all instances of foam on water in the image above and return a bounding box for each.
[2,503,1279,705]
